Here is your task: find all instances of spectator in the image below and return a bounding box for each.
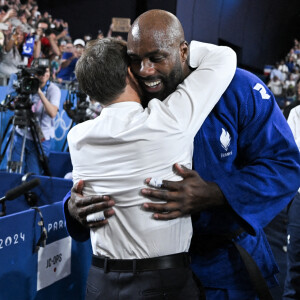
[57,39,66,53]
[30,4,40,20]
[0,24,26,78]
[0,7,17,23]
[33,18,61,61]
[284,79,300,119]
[279,59,289,81]
[56,39,85,83]
[96,29,104,39]
[270,62,285,81]
[51,55,60,80]
[52,18,69,41]
[83,33,92,43]
[268,75,283,97]
[288,48,298,61]
[284,73,296,98]
[286,56,296,73]
[291,68,300,82]
[296,53,300,69]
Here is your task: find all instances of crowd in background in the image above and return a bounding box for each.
[1,0,300,110]
[267,38,300,115]
[1,0,300,113]
[0,0,121,86]
[1,1,300,299]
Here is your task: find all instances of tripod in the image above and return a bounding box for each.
[0,97,51,175]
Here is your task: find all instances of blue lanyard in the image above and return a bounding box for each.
[41,80,50,95]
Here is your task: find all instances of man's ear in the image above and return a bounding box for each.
[127,67,139,86]
[180,41,189,63]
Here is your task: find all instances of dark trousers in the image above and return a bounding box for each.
[85,264,201,300]
[283,192,300,299]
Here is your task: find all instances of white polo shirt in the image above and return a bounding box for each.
[68,41,236,259]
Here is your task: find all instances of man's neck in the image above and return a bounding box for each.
[104,84,141,107]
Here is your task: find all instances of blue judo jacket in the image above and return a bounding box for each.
[191,68,300,289]
[63,68,300,290]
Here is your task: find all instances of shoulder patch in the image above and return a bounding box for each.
[253,83,271,100]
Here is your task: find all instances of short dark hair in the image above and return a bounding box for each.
[75,38,129,105]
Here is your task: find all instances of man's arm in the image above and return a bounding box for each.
[48,33,61,57]
[142,76,300,234]
[142,163,228,218]
[64,41,236,230]
[161,41,236,136]
[63,180,116,241]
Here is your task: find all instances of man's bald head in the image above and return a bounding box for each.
[129,9,185,49]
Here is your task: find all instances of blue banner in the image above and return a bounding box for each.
[0,173,91,300]
[22,36,35,57]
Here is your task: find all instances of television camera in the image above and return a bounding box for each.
[0,59,51,175]
[7,58,50,110]
[63,81,89,124]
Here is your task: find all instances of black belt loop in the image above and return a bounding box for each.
[104,257,108,273]
[132,259,137,274]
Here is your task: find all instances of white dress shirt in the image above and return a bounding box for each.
[68,41,236,259]
[287,105,300,193]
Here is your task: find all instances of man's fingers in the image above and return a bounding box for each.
[74,180,85,194]
[141,188,171,201]
[76,195,112,207]
[145,178,180,191]
[79,200,115,216]
[85,208,115,228]
[153,210,182,221]
[173,163,194,178]
[87,219,109,228]
[104,208,116,219]
[143,201,179,213]
[161,180,180,191]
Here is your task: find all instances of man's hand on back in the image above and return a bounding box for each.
[141,163,228,220]
[68,180,116,228]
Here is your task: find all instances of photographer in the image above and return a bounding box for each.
[33,18,60,60]
[10,64,61,174]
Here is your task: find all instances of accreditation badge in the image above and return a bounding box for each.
[37,236,71,291]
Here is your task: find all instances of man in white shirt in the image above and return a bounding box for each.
[285,107,300,299]
[67,21,236,299]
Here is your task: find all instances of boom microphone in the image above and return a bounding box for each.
[1,178,40,202]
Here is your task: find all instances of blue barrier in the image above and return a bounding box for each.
[48,151,72,178]
[0,172,91,300]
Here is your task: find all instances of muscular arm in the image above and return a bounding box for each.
[63,180,116,241]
